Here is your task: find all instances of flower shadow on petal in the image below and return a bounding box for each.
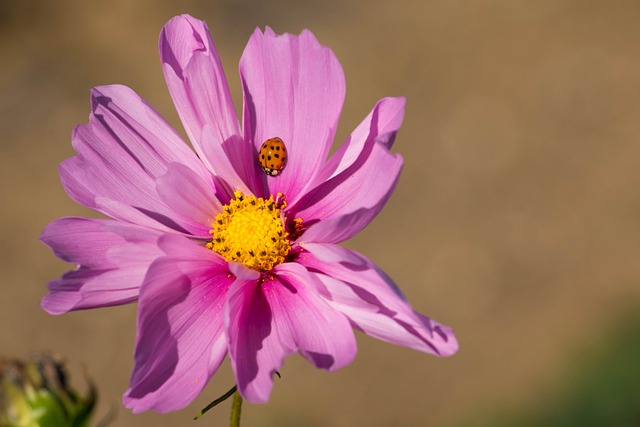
[302,352,335,370]
[241,78,258,150]
[334,281,450,356]
[126,276,189,400]
[274,275,339,370]
[227,279,285,403]
[290,106,383,215]
[135,208,192,234]
[159,25,206,81]
[125,236,232,412]
[236,288,273,388]
[238,81,270,198]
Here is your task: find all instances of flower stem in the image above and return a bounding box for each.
[230,391,243,427]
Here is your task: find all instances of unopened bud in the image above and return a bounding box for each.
[0,353,96,427]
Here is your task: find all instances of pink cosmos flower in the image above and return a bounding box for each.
[41,14,458,413]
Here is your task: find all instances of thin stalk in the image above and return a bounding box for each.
[194,385,237,420]
[229,391,243,427]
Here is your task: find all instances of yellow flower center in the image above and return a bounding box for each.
[207,191,290,271]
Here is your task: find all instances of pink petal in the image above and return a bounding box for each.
[240,27,345,203]
[60,85,212,234]
[272,263,357,369]
[92,198,192,235]
[293,142,403,244]
[156,162,221,237]
[225,277,287,403]
[201,124,254,197]
[228,262,261,280]
[159,15,255,190]
[124,235,232,413]
[318,97,405,183]
[40,217,163,314]
[298,243,458,357]
[226,263,356,403]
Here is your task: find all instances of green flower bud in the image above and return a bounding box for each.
[0,354,96,427]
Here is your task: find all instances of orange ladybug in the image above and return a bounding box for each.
[259,137,287,176]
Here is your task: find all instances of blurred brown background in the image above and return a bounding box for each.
[2,0,640,426]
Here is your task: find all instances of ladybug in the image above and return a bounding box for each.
[259,137,288,176]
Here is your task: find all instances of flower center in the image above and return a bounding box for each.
[207,191,290,271]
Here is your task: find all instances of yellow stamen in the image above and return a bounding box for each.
[207,190,290,271]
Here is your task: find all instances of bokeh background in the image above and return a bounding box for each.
[2,1,640,426]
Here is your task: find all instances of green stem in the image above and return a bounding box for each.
[229,391,243,427]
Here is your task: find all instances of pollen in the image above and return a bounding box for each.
[207,190,290,271]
